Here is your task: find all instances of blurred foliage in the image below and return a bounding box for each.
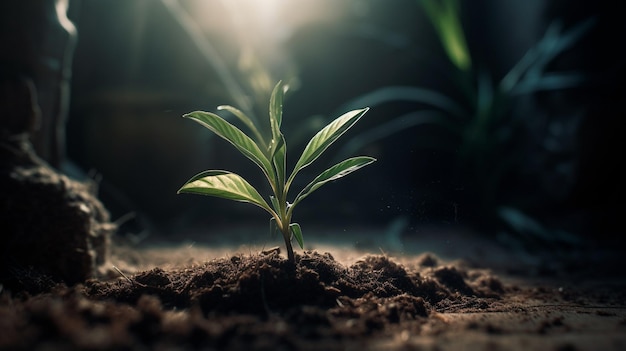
[322,3,595,245]
[420,0,471,71]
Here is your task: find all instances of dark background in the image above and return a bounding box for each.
[58,0,624,249]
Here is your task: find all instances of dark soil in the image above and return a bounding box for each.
[2,244,625,351]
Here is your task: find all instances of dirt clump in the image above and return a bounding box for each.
[0,249,507,350]
[2,246,625,350]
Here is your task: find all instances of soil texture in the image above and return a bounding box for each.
[1,242,625,351]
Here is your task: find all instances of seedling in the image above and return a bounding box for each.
[178,81,376,265]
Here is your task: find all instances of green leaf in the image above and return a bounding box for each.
[420,0,471,71]
[293,156,376,207]
[269,195,281,213]
[269,217,278,238]
[291,108,369,180]
[217,105,266,147]
[178,170,273,214]
[272,134,286,194]
[184,111,275,181]
[269,81,286,156]
[290,223,304,249]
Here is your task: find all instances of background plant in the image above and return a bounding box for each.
[321,1,593,247]
[178,81,375,265]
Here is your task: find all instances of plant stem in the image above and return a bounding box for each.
[281,198,296,267]
[282,229,295,266]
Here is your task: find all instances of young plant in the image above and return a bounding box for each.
[178,81,376,265]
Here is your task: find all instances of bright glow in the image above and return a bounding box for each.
[186,0,342,75]
[190,0,339,40]
[217,0,286,45]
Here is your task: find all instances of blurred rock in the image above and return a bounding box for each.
[0,72,114,290]
[0,134,115,288]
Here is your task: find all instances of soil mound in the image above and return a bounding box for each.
[1,249,507,350]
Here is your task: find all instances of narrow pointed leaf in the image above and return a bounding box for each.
[269,81,285,130]
[272,134,286,193]
[269,81,286,156]
[178,170,273,214]
[184,111,275,181]
[217,105,266,146]
[293,156,376,207]
[292,108,369,178]
[290,223,304,249]
[269,195,281,213]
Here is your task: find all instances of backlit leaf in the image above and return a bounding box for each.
[217,105,266,146]
[269,81,286,157]
[291,108,369,180]
[293,156,376,207]
[184,111,275,181]
[178,170,273,214]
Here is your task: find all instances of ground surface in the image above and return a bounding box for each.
[1,227,625,351]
